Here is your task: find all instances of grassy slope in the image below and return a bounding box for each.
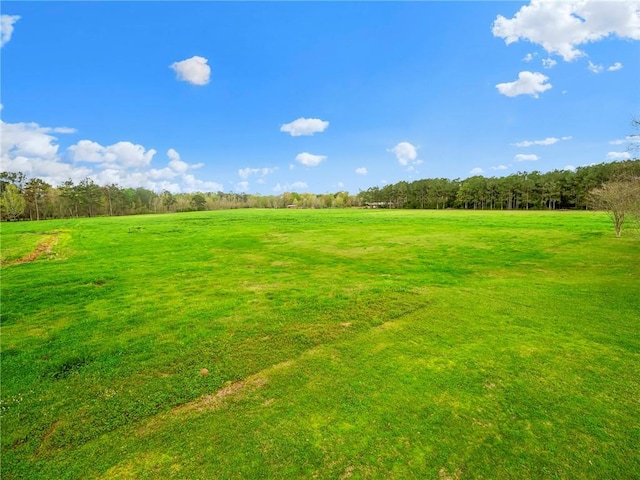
[1,210,638,479]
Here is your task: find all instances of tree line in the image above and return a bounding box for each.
[358,160,640,211]
[1,159,639,221]
[0,172,359,221]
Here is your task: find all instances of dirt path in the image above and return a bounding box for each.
[2,235,58,266]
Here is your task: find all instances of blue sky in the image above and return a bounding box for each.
[1,1,639,194]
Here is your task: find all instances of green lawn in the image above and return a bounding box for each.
[1,209,638,479]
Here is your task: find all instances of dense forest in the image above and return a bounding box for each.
[1,160,639,221]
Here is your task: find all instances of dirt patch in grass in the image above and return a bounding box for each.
[180,359,294,414]
[139,360,294,436]
[179,376,269,413]
[37,420,62,452]
[2,235,58,266]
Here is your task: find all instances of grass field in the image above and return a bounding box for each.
[1,209,639,479]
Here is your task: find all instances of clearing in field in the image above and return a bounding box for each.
[1,209,638,479]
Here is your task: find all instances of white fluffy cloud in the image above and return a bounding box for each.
[355,167,367,175]
[1,15,20,47]
[542,58,557,69]
[496,71,552,98]
[70,140,157,168]
[272,181,308,192]
[515,154,540,162]
[1,121,61,160]
[512,136,572,147]
[470,167,484,175]
[238,167,275,179]
[388,141,421,167]
[166,148,203,173]
[295,152,326,167]
[280,118,329,136]
[181,174,223,193]
[492,0,640,62]
[1,118,221,193]
[491,165,509,171]
[607,151,631,161]
[590,61,624,73]
[1,121,91,184]
[170,56,211,86]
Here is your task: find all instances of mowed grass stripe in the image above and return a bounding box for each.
[1,209,638,479]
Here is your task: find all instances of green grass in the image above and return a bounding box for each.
[1,209,638,479]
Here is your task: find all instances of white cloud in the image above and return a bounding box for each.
[388,141,420,166]
[1,121,92,184]
[170,56,211,86]
[1,118,221,193]
[295,152,326,167]
[235,181,249,192]
[491,164,509,170]
[272,181,308,192]
[523,53,536,62]
[166,148,192,173]
[355,167,367,175]
[564,165,577,172]
[607,151,631,160]
[109,142,155,168]
[1,121,61,160]
[238,167,275,179]
[70,140,157,168]
[542,58,557,69]
[280,117,329,136]
[470,167,484,175]
[181,174,223,193]
[512,136,571,147]
[496,71,552,98]
[588,61,604,73]
[167,148,180,162]
[608,62,623,71]
[1,15,20,47]
[515,154,540,162]
[492,0,640,62]
[68,140,105,163]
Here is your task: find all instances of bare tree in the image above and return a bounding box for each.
[589,178,640,237]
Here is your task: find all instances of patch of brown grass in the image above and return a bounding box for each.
[2,235,58,266]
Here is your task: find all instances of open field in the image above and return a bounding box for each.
[1,209,639,479]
